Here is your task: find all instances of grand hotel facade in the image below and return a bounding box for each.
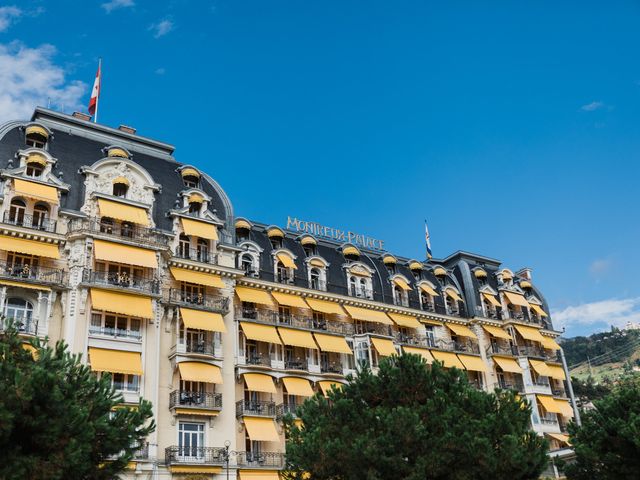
[0,108,575,479]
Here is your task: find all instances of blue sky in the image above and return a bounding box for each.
[1,1,639,338]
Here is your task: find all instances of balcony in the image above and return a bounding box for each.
[0,261,65,285]
[508,310,541,326]
[68,217,169,248]
[434,338,480,354]
[244,352,273,367]
[170,390,222,414]
[354,322,393,337]
[394,332,436,348]
[165,446,226,466]
[349,287,374,300]
[497,377,525,392]
[166,288,230,314]
[173,247,218,266]
[82,269,160,295]
[487,342,519,356]
[517,345,555,360]
[237,308,354,336]
[2,212,57,233]
[175,336,220,358]
[276,403,301,419]
[89,325,142,341]
[284,358,309,372]
[236,400,276,417]
[320,361,343,375]
[235,451,285,469]
[0,315,39,336]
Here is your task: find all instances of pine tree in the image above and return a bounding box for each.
[0,321,155,480]
[283,354,548,480]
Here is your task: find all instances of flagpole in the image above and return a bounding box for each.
[94,58,101,123]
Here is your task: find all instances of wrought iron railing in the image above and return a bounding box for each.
[166,288,230,313]
[180,338,218,356]
[68,217,169,247]
[244,353,272,366]
[82,269,160,294]
[173,247,218,265]
[236,400,276,417]
[497,378,525,392]
[235,451,286,468]
[487,342,519,356]
[320,362,343,374]
[165,446,226,465]
[237,309,354,336]
[276,403,301,418]
[354,322,393,337]
[284,358,309,371]
[134,442,149,460]
[394,333,436,348]
[0,316,39,335]
[170,390,222,410]
[0,261,65,284]
[2,212,57,232]
[89,325,142,341]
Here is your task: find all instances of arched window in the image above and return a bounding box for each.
[32,203,49,230]
[189,201,201,214]
[112,181,128,198]
[178,234,191,259]
[393,285,405,306]
[310,268,320,289]
[276,261,289,283]
[349,276,357,296]
[241,254,255,275]
[25,131,47,149]
[25,161,44,178]
[196,238,209,263]
[183,175,199,188]
[3,297,34,331]
[8,198,26,225]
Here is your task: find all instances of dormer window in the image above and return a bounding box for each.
[181,168,201,188]
[189,201,201,214]
[112,180,129,198]
[270,237,282,249]
[267,227,285,249]
[25,161,44,178]
[241,254,255,275]
[25,125,48,149]
[274,251,296,284]
[418,283,438,312]
[310,268,321,289]
[300,236,317,256]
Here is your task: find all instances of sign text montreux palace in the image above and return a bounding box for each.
[286,216,385,251]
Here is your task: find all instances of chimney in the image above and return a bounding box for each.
[72,112,91,121]
[516,268,532,281]
[118,125,136,135]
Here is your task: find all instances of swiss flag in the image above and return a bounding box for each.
[88,61,101,116]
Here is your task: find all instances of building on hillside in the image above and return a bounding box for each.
[0,108,575,479]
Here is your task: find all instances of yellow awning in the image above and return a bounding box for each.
[282,377,314,397]
[343,305,393,325]
[555,399,574,417]
[309,258,325,267]
[388,312,421,329]
[403,346,434,363]
[97,198,149,226]
[447,323,477,339]
[172,466,222,474]
[370,337,396,357]
[445,289,463,302]
[419,284,439,296]
[90,288,153,319]
[178,361,222,384]
[243,373,277,393]
[244,417,280,442]
[236,287,275,307]
[88,348,142,375]
[267,227,284,238]
[25,125,49,138]
[278,327,317,349]
[181,167,200,178]
[239,470,280,480]
[0,280,51,291]
[314,333,352,354]
[235,219,251,230]
[529,359,552,377]
[457,354,487,372]
[529,303,549,317]
[107,148,129,158]
[13,178,59,204]
[113,176,129,186]
[503,291,529,308]
[26,153,48,166]
[493,356,523,373]
[305,298,344,315]
[0,235,60,259]
[300,235,317,246]
[188,193,204,204]
[271,292,309,309]
[383,255,397,265]
[482,292,502,308]
[541,336,561,350]
[393,277,412,291]
[93,240,157,268]
[537,395,563,414]
[433,266,447,276]
[240,322,281,344]
[513,325,546,343]
[180,308,226,332]
[409,261,423,270]
[482,324,511,340]
[170,267,225,288]
[431,350,465,369]
[181,218,219,241]
[343,246,360,257]
[546,433,571,445]
[276,252,297,269]
[546,363,567,381]
[318,381,344,396]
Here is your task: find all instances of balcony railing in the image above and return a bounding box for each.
[170,390,222,411]
[134,442,149,460]
[236,400,276,417]
[68,217,169,247]
[0,316,39,335]
[237,309,355,336]
[354,322,393,337]
[394,333,436,348]
[2,212,57,233]
[517,345,554,360]
[89,325,142,341]
[434,338,480,354]
[320,362,343,374]
[165,446,226,465]
[235,451,285,469]
[487,342,519,356]
[0,261,65,284]
[244,353,272,367]
[173,247,218,265]
[82,269,160,294]
[284,358,309,371]
[349,287,374,300]
[180,338,218,357]
[276,403,301,418]
[497,378,525,392]
[166,288,230,314]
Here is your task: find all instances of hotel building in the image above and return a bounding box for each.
[0,108,575,479]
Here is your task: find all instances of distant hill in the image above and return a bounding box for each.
[563,327,640,382]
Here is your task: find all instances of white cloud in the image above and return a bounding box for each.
[552,298,640,331]
[101,0,135,13]
[149,19,174,38]
[581,101,605,112]
[0,6,22,32]
[0,42,87,122]
[589,258,612,277]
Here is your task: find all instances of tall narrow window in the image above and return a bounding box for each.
[8,198,26,225]
[178,234,191,259]
[25,162,44,178]
[310,268,320,289]
[196,238,209,263]
[32,203,49,230]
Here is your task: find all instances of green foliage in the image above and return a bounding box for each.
[564,376,640,479]
[283,354,548,480]
[561,328,640,367]
[0,321,155,480]
[570,375,611,406]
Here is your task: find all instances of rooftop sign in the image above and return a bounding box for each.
[286,216,385,251]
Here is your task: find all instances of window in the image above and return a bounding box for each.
[8,198,26,225]
[310,268,320,289]
[196,238,209,263]
[189,202,201,214]
[6,253,38,279]
[312,311,326,330]
[278,306,291,325]
[180,282,205,305]
[26,133,46,149]
[178,422,205,460]
[420,291,434,312]
[32,203,49,230]
[393,285,408,307]
[386,264,396,275]
[412,270,422,281]
[178,234,191,259]
[95,262,144,288]
[446,295,459,315]
[3,297,34,331]
[270,237,282,249]
[303,245,316,256]
[112,182,128,198]
[240,254,255,275]
[237,228,249,242]
[99,217,114,234]
[25,162,44,178]
[424,326,435,347]
[348,276,372,299]
[111,373,139,392]
[276,261,291,283]
[90,311,142,339]
[183,175,199,189]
